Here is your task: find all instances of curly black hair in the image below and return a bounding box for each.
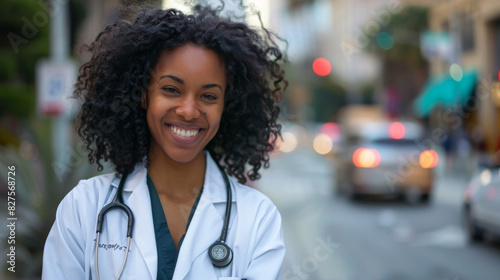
[74,4,287,183]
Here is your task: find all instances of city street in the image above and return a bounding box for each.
[256,146,500,280]
[3,0,500,279]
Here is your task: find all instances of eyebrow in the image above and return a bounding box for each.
[159,74,223,91]
[160,74,184,84]
[202,84,223,91]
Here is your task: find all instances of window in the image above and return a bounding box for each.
[460,13,475,52]
[493,19,500,77]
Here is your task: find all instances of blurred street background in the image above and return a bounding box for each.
[2,0,500,279]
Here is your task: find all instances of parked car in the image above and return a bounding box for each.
[463,160,500,241]
[334,121,438,202]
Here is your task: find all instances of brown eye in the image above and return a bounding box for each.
[202,93,217,101]
[162,87,180,94]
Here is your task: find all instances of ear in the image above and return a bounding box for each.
[141,91,148,109]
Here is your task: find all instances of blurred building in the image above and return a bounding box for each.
[421,0,500,153]
[270,0,383,90]
[269,0,436,121]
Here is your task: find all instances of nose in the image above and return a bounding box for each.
[175,95,201,120]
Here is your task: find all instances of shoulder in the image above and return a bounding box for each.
[55,172,118,220]
[230,177,280,218]
[57,162,147,212]
[48,172,118,246]
[65,172,117,202]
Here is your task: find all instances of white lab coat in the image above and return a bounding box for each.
[42,152,285,280]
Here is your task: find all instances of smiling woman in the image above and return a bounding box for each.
[146,45,226,165]
[42,3,287,280]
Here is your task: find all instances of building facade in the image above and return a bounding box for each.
[427,0,500,152]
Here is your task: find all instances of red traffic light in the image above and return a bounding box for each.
[313,58,331,76]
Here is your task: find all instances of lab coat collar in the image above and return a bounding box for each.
[108,151,236,280]
[109,161,147,192]
[110,151,236,202]
[204,151,237,203]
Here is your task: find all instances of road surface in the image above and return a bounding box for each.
[256,146,500,280]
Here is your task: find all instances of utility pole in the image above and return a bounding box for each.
[50,0,71,165]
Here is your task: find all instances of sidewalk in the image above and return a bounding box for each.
[433,151,483,207]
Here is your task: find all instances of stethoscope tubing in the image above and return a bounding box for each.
[93,162,232,279]
[94,233,131,280]
[215,162,232,243]
[95,172,133,280]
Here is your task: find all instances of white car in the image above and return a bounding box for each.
[335,121,438,202]
[463,161,500,241]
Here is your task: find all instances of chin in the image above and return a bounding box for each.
[165,149,203,164]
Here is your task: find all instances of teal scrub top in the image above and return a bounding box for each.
[147,175,203,280]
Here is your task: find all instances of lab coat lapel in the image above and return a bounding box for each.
[120,165,157,280]
[173,192,223,279]
[173,153,228,280]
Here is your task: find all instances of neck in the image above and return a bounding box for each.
[147,146,206,200]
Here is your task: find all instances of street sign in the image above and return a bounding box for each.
[36,59,77,117]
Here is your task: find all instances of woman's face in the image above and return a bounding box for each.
[146,44,226,163]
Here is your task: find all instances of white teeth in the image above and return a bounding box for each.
[169,125,200,138]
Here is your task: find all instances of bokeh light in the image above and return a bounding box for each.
[376,32,394,50]
[419,150,439,169]
[312,58,331,76]
[388,122,405,139]
[450,63,463,81]
[498,69,500,82]
[353,148,381,168]
[276,132,298,153]
[320,122,340,141]
[481,169,492,185]
[313,133,333,155]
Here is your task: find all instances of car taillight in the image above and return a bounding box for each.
[419,150,438,168]
[353,148,381,168]
[389,122,405,139]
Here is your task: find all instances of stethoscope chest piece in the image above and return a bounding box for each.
[208,162,234,268]
[209,241,233,267]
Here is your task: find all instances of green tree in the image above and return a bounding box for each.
[370,5,429,117]
[0,0,86,145]
[0,0,48,122]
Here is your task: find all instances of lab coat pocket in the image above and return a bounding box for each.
[218,278,246,280]
[93,237,152,280]
[94,210,153,280]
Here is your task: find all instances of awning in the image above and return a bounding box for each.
[414,70,478,117]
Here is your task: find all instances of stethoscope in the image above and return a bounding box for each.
[94,163,233,280]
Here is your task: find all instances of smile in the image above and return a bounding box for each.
[168,125,200,138]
